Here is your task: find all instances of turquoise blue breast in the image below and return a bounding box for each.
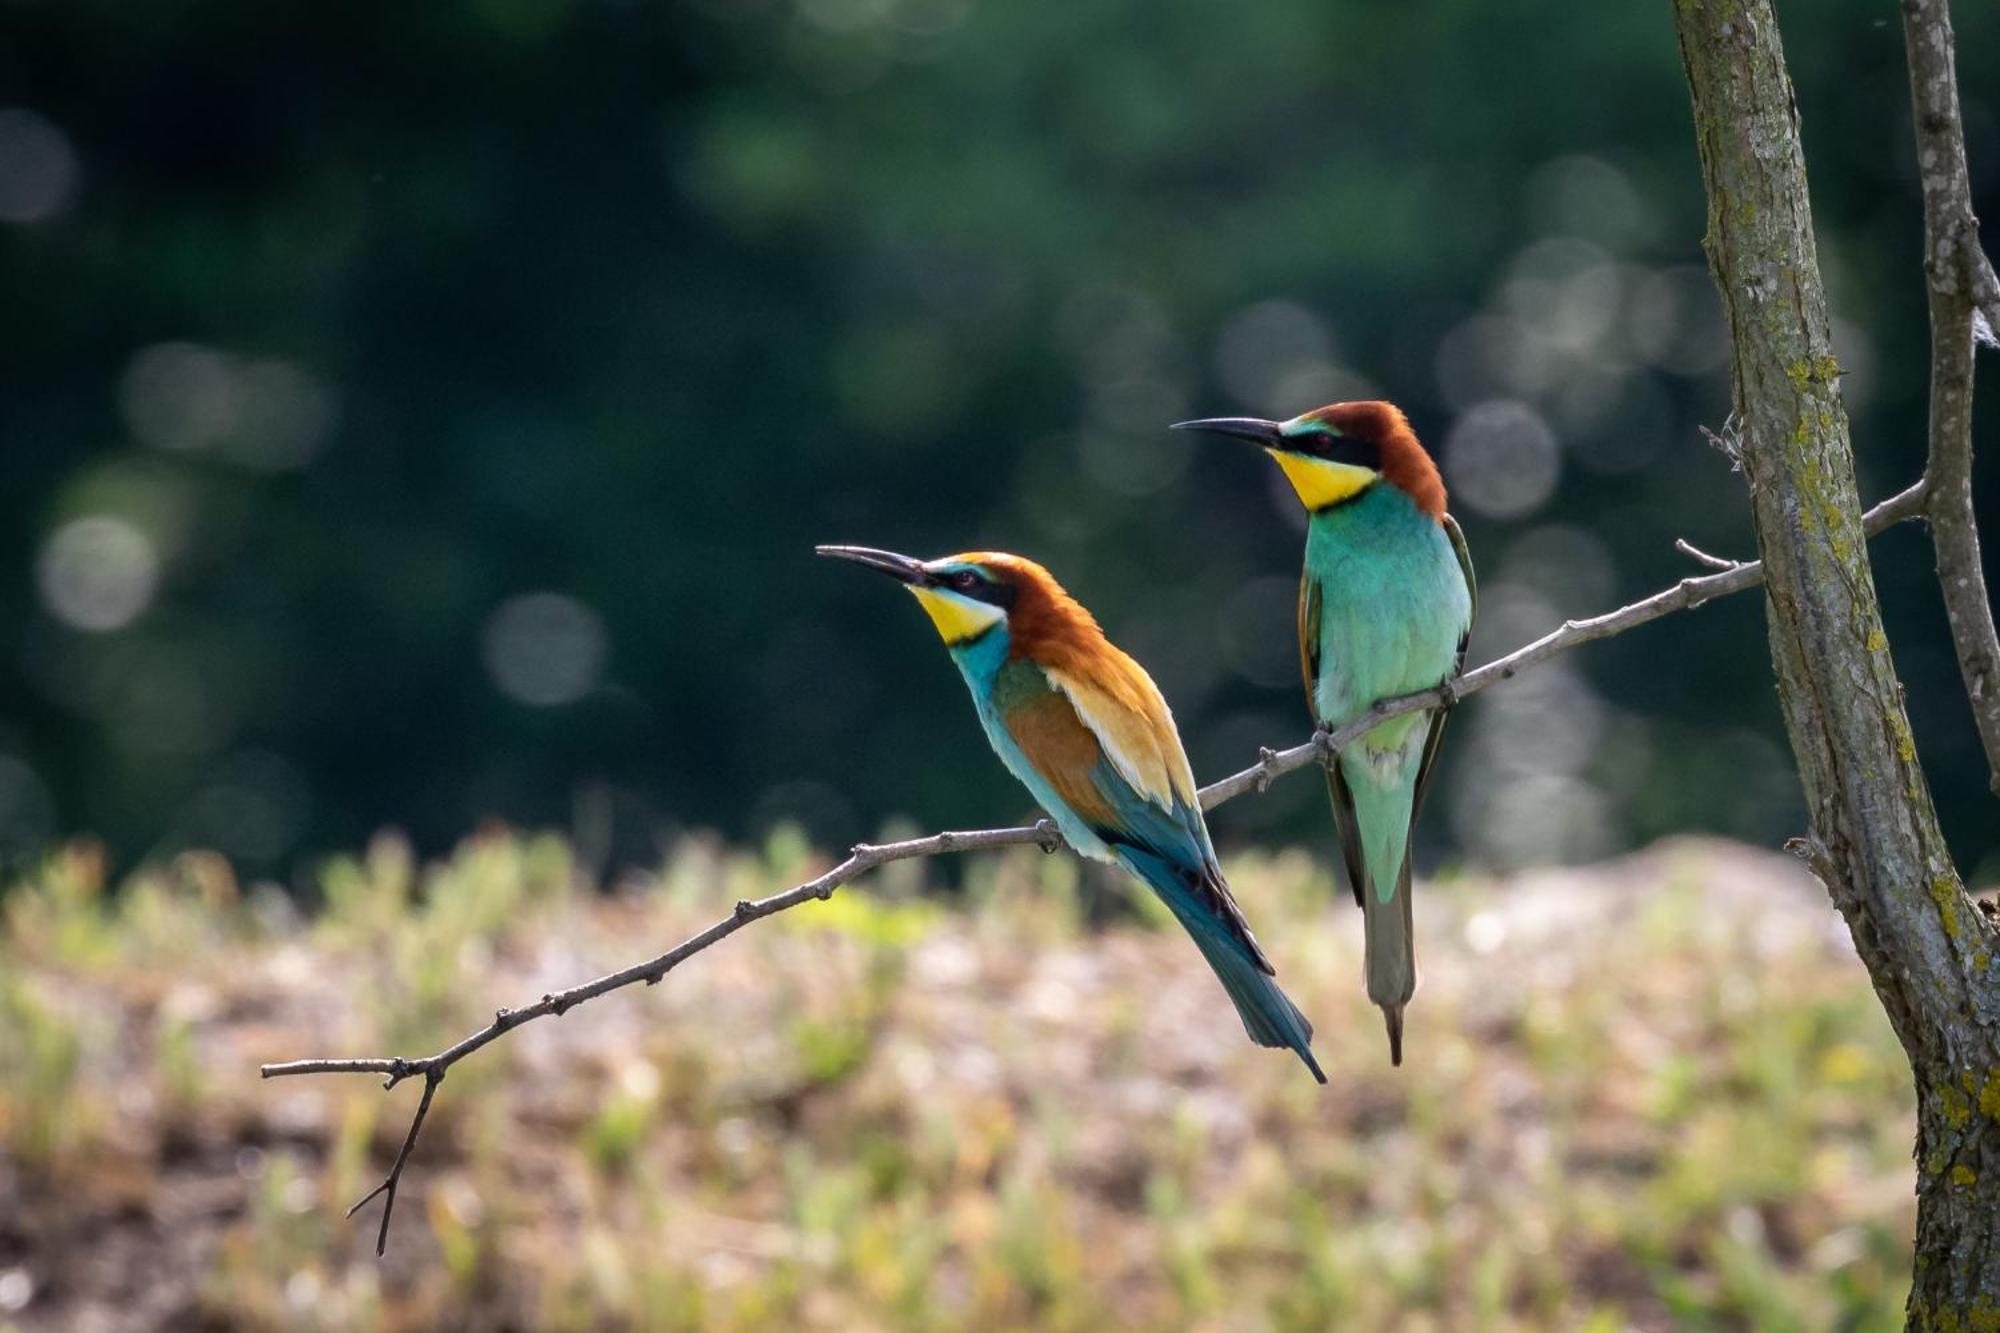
[1304,484,1473,727]
[947,640,1116,862]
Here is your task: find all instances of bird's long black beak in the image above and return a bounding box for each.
[814,544,931,585]
[1170,416,1285,447]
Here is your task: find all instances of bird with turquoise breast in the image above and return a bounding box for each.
[817,544,1325,1083]
[1174,402,1476,1065]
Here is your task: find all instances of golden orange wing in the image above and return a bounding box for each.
[1043,650,1199,813]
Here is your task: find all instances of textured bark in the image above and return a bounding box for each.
[1902,0,2000,797]
[1670,0,2000,1324]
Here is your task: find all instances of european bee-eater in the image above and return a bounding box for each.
[1174,402,1475,1065]
[817,545,1325,1083]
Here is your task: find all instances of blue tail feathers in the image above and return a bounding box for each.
[1135,868,1324,1084]
[1107,838,1325,1084]
[1187,913,1326,1083]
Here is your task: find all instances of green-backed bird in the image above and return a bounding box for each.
[818,545,1325,1083]
[1174,402,1475,1064]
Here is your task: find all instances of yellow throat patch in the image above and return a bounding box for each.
[1270,450,1376,511]
[909,585,1006,644]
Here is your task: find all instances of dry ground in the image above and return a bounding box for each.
[0,830,1922,1330]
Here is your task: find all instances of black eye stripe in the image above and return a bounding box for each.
[934,568,1017,609]
[1298,430,1380,469]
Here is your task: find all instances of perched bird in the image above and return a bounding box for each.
[1174,402,1475,1065]
[817,545,1325,1082]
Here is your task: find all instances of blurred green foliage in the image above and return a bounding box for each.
[0,0,1995,878]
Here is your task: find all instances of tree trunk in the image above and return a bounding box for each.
[1668,0,2000,1324]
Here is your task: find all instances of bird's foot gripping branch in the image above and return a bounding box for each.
[262,480,1926,1254]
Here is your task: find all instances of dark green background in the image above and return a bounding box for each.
[2,0,1995,884]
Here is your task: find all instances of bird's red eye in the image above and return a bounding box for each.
[952,571,980,591]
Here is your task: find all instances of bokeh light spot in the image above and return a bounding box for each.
[0,1268,33,1316]
[1213,300,1340,411]
[119,343,236,452]
[1443,400,1562,520]
[1497,524,1618,613]
[1449,661,1613,867]
[1434,314,1557,409]
[1525,155,1654,252]
[1501,238,1621,355]
[483,593,608,706]
[37,515,160,632]
[0,108,79,223]
[118,343,336,469]
[1627,266,1729,377]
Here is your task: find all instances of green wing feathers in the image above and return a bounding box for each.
[1326,767,1367,909]
[1298,510,1477,1066]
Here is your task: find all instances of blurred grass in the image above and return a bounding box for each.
[0,830,1921,1331]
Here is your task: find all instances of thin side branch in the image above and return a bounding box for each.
[263,479,1928,1252]
[1901,0,2000,794]
[1972,245,2000,345]
[345,1071,439,1255]
[1699,412,1744,470]
[1674,537,1744,572]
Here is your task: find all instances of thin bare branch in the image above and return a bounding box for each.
[1901,0,2000,794]
[263,819,1068,1246]
[1972,246,2000,347]
[1699,413,1744,470]
[1674,537,1744,571]
[263,479,1928,1252]
[344,1071,438,1256]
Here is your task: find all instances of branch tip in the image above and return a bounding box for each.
[344,1179,390,1220]
[1675,537,1744,571]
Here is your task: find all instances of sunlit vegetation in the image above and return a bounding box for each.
[0,830,1919,1329]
